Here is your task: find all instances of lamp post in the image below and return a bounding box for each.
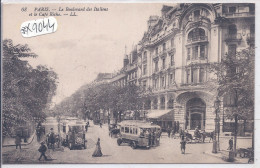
[212,96,221,153]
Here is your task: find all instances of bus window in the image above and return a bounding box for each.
[130,127,133,134]
[121,127,124,133]
[125,127,129,133]
[132,128,135,134]
[135,128,138,134]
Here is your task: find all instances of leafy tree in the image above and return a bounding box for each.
[2,39,58,137]
[210,47,254,154]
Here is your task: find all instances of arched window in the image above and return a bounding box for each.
[143,51,147,61]
[168,98,174,109]
[188,28,206,42]
[160,97,165,109]
[153,98,158,109]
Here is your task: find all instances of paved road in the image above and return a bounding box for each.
[2,121,251,164]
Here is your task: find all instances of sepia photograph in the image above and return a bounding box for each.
[1,1,256,165]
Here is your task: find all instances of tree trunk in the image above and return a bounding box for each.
[234,114,238,157]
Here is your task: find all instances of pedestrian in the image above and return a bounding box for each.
[167,127,171,138]
[171,129,175,138]
[99,121,102,128]
[180,135,187,154]
[36,127,41,142]
[49,128,55,151]
[38,141,48,161]
[148,130,152,146]
[151,130,155,146]
[15,134,22,149]
[92,138,103,157]
[228,137,233,151]
[85,123,89,132]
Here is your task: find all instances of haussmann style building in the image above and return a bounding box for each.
[107,3,254,135]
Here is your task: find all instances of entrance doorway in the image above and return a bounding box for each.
[186,98,206,130]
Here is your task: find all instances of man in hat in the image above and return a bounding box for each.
[49,128,55,151]
[38,141,48,161]
[228,137,233,151]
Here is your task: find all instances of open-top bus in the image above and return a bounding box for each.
[117,120,161,149]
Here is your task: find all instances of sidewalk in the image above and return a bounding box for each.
[3,131,35,147]
[204,150,249,163]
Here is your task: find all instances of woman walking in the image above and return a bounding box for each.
[92,138,103,157]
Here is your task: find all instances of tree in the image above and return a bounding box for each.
[210,47,254,155]
[2,39,58,137]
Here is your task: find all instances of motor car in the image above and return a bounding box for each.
[117,120,161,149]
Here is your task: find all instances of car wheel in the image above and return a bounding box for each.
[131,141,137,149]
[69,143,73,150]
[117,139,122,146]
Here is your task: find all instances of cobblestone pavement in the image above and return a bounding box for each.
[2,121,252,164]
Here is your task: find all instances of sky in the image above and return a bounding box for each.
[3,3,170,104]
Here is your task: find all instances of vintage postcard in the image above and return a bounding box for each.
[1,0,256,166]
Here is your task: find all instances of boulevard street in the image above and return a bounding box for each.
[3,121,251,164]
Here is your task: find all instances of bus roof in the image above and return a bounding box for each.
[118,120,160,129]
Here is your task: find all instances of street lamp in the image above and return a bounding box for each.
[212,96,221,153]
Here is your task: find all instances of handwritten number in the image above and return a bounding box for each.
[21,7,27,12]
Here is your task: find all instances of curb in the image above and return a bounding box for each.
[2,131,35,148]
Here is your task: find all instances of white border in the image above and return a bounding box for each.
[1,0,259,168]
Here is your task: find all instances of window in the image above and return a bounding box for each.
[143,65,147,75]
[161,77,165,87]
[192,46,199,59]
[156,47,159,55]
[228,24,237,38]
[162,59,166,69]
[191,68,198,83]
[171,55,174,66]
[125,127,129,133]
[194,10,200,21]
[228,44,236,57]
[168,99,174,109]
[200,45,206,59]
[188,28,205,42]
[161,97,165,109]
[229,6,236,13]
[154,99,158,109]
[143,80,147,90]
[171,38,174,48]
[121,127,124,132]
[155,61,159,72]
[154,78,157,88]
[187,70,190,83]
[163,43,166,51]
[143,51,147,61]
[187,48,191,60]
[199,68,205,82]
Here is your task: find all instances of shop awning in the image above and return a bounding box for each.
[147,110,174,120]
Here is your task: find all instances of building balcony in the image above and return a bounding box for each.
[246,33,255,45]
[167,46,176,55]
[187,36,208,44]
[159,50,167,58]
[225,33,242,43]
[153,53,159,60]
[223,12,255,18]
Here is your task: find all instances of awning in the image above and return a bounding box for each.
[147,110,174,120]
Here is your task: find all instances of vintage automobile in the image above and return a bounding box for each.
[60,120,86,150]
[116,120,161,149]
[108,124,120,137]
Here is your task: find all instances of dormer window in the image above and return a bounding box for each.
[194,10,200,21]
